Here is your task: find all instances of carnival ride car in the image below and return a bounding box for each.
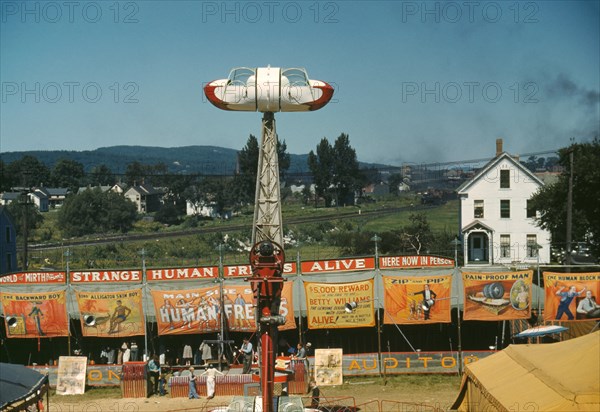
[204,67,334,112]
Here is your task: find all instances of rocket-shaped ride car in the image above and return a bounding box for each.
[204,66,334,112]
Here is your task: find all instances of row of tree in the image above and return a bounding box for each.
[2,133,365,238]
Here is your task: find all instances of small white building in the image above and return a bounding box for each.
[457,139,551,266]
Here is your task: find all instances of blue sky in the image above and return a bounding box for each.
[1,0,599,165]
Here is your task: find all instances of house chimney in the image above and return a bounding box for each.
[496,138,503,156]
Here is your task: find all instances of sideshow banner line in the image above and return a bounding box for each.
[462,271,533,321]
[75,289,145,337]
[304,279,375,329]
[383,274,452,324]
[543,272,600,322]
[0,290,69,338]
[149,283,296,335]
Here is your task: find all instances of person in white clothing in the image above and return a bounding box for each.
[200,365,224,399]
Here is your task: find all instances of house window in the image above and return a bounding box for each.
[500,169,510,188]
[500,200,510,218]
[474,200,484,218]
[500,235,511,258]
[527,235,538,258]
[6,253,12,272]
[526,200,536,218]
[5,227,10,243]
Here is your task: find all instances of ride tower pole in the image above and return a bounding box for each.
[252,111,283,247]
[249,111,286,412]
[204,67,334,412]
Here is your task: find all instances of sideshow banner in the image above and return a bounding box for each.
[314,348,343,386]
[76,289,145,337]
[305,280,375,329]
[151,283,295,335]
[56,356,87,395]
[0,271,65,284]
[0,291,68,338]
[543,272,600,321]
[383,275,452,324]
[463,271,533,321]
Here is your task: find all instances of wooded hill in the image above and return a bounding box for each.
[1,145,388,177]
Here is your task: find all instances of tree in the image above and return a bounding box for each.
[308,138,335,206]
[124,161,147,186]
[5,155,51,189]
[308,133,363,207]
[51,158,85,193]
[332,133,363,206]
[6,194,43,237]
[89,164,116,186]
[58,189,137,237]
[530,138,600,256]
[234,134,291,203]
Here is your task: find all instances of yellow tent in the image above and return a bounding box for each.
[452,331,600,411]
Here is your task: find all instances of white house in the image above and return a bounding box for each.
[457,139,551,266]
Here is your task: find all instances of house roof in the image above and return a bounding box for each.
[127,183,160,196]
[457,152,544,194]
[462,219,495,233]
[37,187,69,197]
[0,192,21,201]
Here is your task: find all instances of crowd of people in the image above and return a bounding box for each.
[143,337,315,401]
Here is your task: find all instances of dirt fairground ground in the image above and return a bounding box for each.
[47,375,462,411]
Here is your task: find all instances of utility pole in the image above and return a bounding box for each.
[565,146,574,271]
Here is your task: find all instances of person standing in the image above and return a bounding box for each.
[308,380,320,409]
[188,367,200,399]
[201,364,224,399]
[130,342,139,361]
[241,337,253,374]
[122,343,131,363]
[118,342,127,364]
[183,344,193,365]
[293,343,308,373]
[148,355,161,396]
[200,341,212,366]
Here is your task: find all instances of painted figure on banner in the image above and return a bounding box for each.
[28,301,45,336]
[207,296,220,329]
[108,300,131,334]
[411,284,437,320]
[576,290,600,319]
[176,298,194,329]
[555,285,586,320]
[234,293,252,329]
[160,300,175,330]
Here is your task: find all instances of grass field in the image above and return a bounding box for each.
[26,196,459,270]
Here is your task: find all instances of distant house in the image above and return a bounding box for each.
[0,192,21,206]
[111,183,128,194]
[29,190,49,212]
[36,187,69,208]
[185,200,220,218]
[363,182,389,197]
[124,183,162,213]
[77,185,111,194]
[0,206,18,274]
[457,139,551,266]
